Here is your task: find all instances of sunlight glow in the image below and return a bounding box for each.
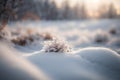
[52,0,120,18]
[54,0,101,6]
[54,0,120,10]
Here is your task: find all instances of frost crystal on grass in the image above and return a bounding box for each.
[42,39,72,53]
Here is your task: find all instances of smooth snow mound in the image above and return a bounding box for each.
[0,42,49,80]
[28,47,120,80]
[76,47,120,70]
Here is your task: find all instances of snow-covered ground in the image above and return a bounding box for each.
[0,19,120,80]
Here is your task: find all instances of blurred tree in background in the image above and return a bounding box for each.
[0,0,19,30]
[0,0,120,24]
[107,3,117,18]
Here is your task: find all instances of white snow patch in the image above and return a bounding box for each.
[0,42,50,80]
[27,47,120,80]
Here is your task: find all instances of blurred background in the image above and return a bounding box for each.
[1,1,120,80]
[0,0,120,21]
[0,0,120,53]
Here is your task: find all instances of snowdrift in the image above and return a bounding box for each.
[0,42,49,80]
[27,47,120,80]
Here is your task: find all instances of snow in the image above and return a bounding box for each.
[76,47,120,70]
[0,42,49,80]
[26,47,120,80]
[0,19,120,80]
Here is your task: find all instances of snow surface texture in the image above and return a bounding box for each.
[27,47,120,80]
[0,41,120,80]
[0,42,49,80]
[0,19,120,80]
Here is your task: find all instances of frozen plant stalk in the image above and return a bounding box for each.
[43,39,72,53]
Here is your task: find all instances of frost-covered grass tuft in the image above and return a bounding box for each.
[42,39,72,53]
[11,35,34,46]
[109,27,120,35]
[0,28,11,40]
[5,27,55,46]
[39,32,54,40]
[0,26,55,46]
[93,31,110,44]
[109,28,117,35]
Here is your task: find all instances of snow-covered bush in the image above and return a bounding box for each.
[39,32,54,40]
[11,36,33,46]
[25,27,54,41]
[109,28,117,35]
[11,33,41,46]
[42,39,72,53]
[93,31,110,43]
[10,27,55,46]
